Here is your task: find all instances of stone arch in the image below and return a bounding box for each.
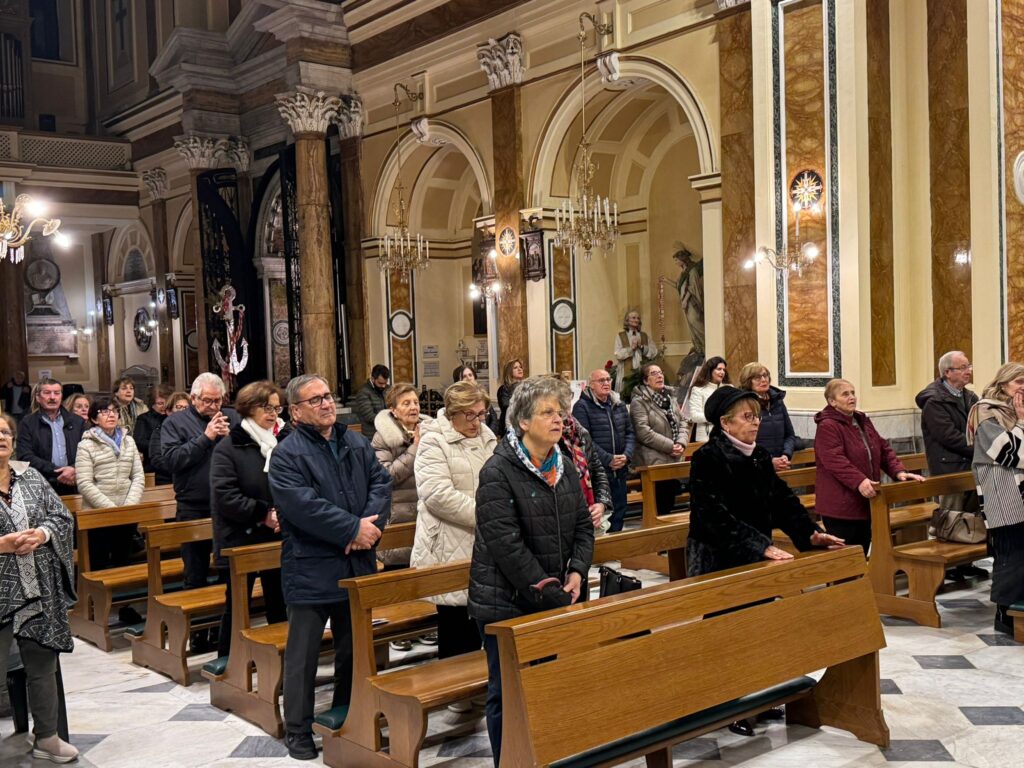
[370,120,492,236]
[529,54,716,205]
[107,222,156,285]
[171,200,194,272]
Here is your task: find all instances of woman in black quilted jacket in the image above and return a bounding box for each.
[469,376,594,767]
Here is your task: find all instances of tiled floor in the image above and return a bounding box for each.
[1,560,1020,767]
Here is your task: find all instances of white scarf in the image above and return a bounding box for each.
[241,417,282,472]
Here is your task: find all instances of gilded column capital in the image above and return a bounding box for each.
[476,32,524,92]
[277,87,343,136]
[335,95,364,140]
[174,134,221,170]
[216,137,251,173]
[142,168,169,199]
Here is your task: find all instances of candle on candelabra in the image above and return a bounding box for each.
[613,203,618,229]
[583,195,587,218]
[426,240,429,259]
[569,199,574,220]
[604,197,610,227]
[555,205,560,231]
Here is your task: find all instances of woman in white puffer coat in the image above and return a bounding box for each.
[75,396,144,569]
[411,381,497,661]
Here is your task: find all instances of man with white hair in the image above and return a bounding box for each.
[160,373,240,603]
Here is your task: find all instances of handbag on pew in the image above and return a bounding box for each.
[598,566,642,598]
[930,508,987,544]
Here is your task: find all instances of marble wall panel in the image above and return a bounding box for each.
[388,272,415,382]
[1004,0,1024,360]
[928,0,972,362]
[782,2,829,374]
[551,243,576,375]
[867,0,896,386]
[719,10,758,368]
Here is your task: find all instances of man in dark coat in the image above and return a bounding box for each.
[916,350,985,578]
[160,373,239,591]
[1,370,31,422]
[350,364,389,440]
[269,373,391,761]
[572,369,635,531]
[16,377,85,496]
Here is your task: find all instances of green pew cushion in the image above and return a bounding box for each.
[123,622,146,638]
[202,656,229,677]
[551,676,815,768]
[1009,602,1024,613]
[314,705,350,732]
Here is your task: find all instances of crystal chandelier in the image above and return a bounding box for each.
[745,169,823,277]
[379,83,430,284]
[553,12,619,261]
[0,194,67,264]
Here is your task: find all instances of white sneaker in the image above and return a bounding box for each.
[447,700,473,713]
[32,735,79,764]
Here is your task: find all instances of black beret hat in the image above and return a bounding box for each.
[704,386,761,432]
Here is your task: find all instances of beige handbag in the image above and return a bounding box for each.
[932,509,987,544]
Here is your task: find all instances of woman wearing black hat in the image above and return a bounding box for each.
[688,385,844,736]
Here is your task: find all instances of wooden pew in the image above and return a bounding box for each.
[321,522,690,768]
[869,472,984,627]
[130,518,227,685]
[69,499,181,651]
[488,547,889,767]
[145,472,156,488]
[204,522,434,737]
[1009,603,1024,643]
[61,484,176,514]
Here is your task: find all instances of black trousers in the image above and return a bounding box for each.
[282,602,353,736]
[655,478,682,518]
[436,605,482,659]
[176,507,213,589]
[820,516,872,556]
[216,567,287,657]
[87,523,137,571]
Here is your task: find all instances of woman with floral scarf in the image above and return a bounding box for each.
[559,411,614,534]
[629,363,689,518]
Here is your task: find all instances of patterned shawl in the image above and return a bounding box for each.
[507,430,564,488]
[966,398,1018,446]
[0,464,77,652]
[633,384,680,436]
[560,416,594,506]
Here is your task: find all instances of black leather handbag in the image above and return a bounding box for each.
[598,566,642,598]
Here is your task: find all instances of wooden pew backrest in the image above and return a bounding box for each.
[74,500,179,572]
[141,518,214,596]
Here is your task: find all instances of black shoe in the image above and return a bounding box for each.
[284,732,318,761]
[118,605,144,625]
[728,720,755,737]
[995,605,1013,635]
[757,706,785,721]
[190,630,212,654]
[963,564,989,579]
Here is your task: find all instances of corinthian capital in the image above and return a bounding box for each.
[174,134,221,170]
[476,32,524,92]
[142,168,169,199]
[216,137,251,173]
[277,87,343,136]
[336,95,364,140]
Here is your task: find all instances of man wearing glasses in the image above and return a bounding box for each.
[916,351,986,578]
[160,372,239,600]
[268,374,392,761]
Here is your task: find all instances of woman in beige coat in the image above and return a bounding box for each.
[629,363,689,518]
[75,397,144,570]
[412,381,497,663]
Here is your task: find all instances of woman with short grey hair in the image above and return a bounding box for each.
[469,376,594,765]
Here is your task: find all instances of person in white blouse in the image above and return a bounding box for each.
[688,357,730,441]
[613,310,659,393]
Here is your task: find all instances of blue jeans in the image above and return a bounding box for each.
[608,471,629,532]
[479,622,503,766]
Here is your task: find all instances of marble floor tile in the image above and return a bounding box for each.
[227,735,290,758]
[958,706,1024,726]
[880,679,903,694]
[945,725,1024,768]
[673,736,721,760]
[975,633,1021,647]
[169,702,231,721]
[912,655,976,670]
[881,739,955,762]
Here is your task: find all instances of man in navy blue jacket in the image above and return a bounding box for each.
[572,369,635,531]
[269,373,391,761]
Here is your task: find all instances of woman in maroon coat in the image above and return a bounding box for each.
[813,379,924,553]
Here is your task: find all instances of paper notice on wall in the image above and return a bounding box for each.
[423,361,440,378]
[423,345,438,359]
[477,340,489,357]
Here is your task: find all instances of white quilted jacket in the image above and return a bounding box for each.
[411,413,497,606]
[75,429,145,509]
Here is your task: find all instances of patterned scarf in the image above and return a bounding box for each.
[508,430,563,487]
[560,416,594,505]
[967,398,1018,445]
[90,426,124,456]
[634,384,679,436]
[2,468,42,634]
[118,399,140,434]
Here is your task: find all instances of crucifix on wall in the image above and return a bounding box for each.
[108,0,134,89]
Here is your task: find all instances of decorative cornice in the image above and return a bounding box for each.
[411,117,447,146]
[276,87,343,135]
[253,0,349,44]
[173,134,221,170]
[142,168,169,199]
[476,32,524,92]
[336,95,365,140]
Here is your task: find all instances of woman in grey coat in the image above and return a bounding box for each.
[967,362,1024,634]
[629,363,689,518]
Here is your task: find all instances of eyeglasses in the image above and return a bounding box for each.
[0,429,13,438]
[948,364,973,371]
[735,412,762,423]
[196,396,223,407]
[536,408,567,421]
[294,393,333,408]
[260,404,284,414]
[98,407,119,416]
[592,377,612,384]
[458,409,489,423]
[751,373,771,381]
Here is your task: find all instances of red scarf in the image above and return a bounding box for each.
[561,417,594,506]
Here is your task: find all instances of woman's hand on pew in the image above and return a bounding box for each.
[563,572,583,603]
[0,531,30,554]
[896,472,925,483]
[763,545,795,561]
[858,478,881,498]
[809,531,846,550]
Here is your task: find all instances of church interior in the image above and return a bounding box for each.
[0,0,1022,766]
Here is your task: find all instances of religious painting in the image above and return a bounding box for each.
[102,294,114,326]
[520,229,546,281]
[23,253,78,357]
[107,0,134,91]
[165,286,179,319]
[133,307,152,352]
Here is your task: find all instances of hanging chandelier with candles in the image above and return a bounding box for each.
[745,169,823,277]
[0,194,68,264]
[553,12,620,261]
[379,83,430,283]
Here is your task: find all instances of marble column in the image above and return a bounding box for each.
[690,173,723,358]
[174,134,221,374]
[1002,0,1024,361]
[277,88,342,392]
[927,0,972,362]
[717,7,758,369]
[92,234,111,392]
[337,98,369,390]
[480,33,528,372]
[0,259,27,388]
[143,168,176,386]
